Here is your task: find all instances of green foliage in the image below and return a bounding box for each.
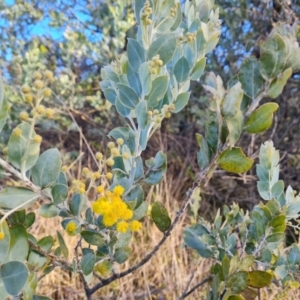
[185,142,300,297]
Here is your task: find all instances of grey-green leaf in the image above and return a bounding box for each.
[127,38,146,71]
[8,122,40,171]
[0,221,10,264]
[139,62,152,96]
[136,100,149,130]
[51,172,68,205]
[239,56,265,99]
[116,97,131,117]
[0,261,29,296]
[0,98,8,134]
[222,82,244,119]
[148,33,177,65]
[117,83,139,109]
[0,187,38,210]
[173,92,190,113]
[191,57,206,81]
[147,76,168,108]
[38,204,59,218]
[81,231,105,246]
[114,246,131,264]
[4,225,29,263]
[260,33,287,80]
[57,231,69,259]
[81,252,95,276]
[174,57,190,83]
[32,148,62,188]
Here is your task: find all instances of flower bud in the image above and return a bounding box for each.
[107,141,115,149]
[106,158,115,166]
[20,111,29,121]
[44,70,54,81]
[33,71,42,80]
[111,147,120,156]
[61,165,68,172]
[37,105,45,114]
[33,134,42,144]
[116,138,124,145]
[21,85,31,94]
[24,93,33,103]
[96,152,103,160]
[34,79,44,89]
[45,108,54,119]
[106,172,113,180]
[82,167,90,176]
[44,88,52,97]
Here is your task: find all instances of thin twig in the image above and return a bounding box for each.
[177,275,213,299]
[29,241,72,270]
[181,270,196,298]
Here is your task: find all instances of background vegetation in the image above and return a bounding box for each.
[1,0,300,298]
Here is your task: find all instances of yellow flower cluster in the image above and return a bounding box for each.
[72,179,86,194]
[141,1,152,26]
[149,55,163,75]
[66,221,77,235]
[0,232,5,240]
[92,185,142,233]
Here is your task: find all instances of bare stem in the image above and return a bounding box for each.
[177,275,213,299]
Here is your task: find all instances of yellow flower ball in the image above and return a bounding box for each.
[103,211,118,227]
[61,165,68,172]
[107,141,115,149]
[82,167,90,176]
[33,71,42,80]
[92,198,111,215]
[93,172,101,179]
[96,152,103,160]
[106,172,113,180]
[116,138,124,145]
[21,84,31,94]
[44,70,54,81]
[34,79,44,89]
[106,158,115,166]
[36,105,45,114]
[24,93,33,103]
[113,185,125,196]
[97,185,105,193]
[131,220,142,232]
[0,232,5,240]
[111,147,120,156]
[122,209,133,220]
[44,88,52,97]
[45,108,54,119]
[19,111,29,121]
[116,221,129,233]
[66,221,77,235]
[33,135,42,144]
